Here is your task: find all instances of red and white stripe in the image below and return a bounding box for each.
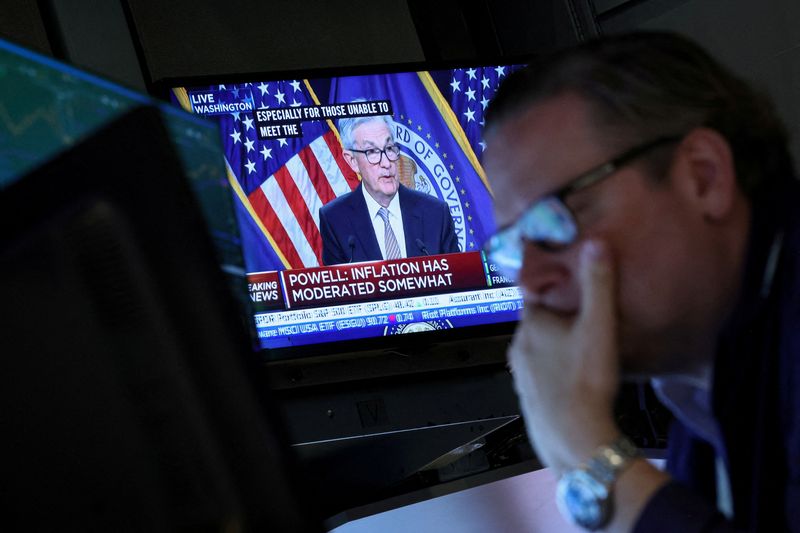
[248,130,359,269]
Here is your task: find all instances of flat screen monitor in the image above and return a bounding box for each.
[0,37,248,312]
[168,63,526,359]
[0,36,321,529]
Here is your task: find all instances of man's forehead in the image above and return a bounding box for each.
[493,93,601,155]
[354,120,392,144]
[484,93,608,222]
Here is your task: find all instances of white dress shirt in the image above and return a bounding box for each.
[361,186,407,259]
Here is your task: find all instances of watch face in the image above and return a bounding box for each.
[556,469,610,531]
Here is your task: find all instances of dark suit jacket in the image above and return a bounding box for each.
[318,183,459,265]
[633,176,800,532]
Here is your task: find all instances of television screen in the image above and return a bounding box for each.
[170,64,526,355]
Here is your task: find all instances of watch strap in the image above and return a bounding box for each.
[584,435,641,485]
[556,435,641,530]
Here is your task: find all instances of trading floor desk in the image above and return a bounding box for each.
[327,462,580,533]
[328,457,666,533]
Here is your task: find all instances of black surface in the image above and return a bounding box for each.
[0,106,319,532]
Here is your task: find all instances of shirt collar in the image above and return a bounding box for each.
[361,183,401,219]
[652,365,720,449]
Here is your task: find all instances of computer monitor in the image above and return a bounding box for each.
[0,36,249,312]
[166,63,526,361]
[0,38,319,531]
[157,62,545,519]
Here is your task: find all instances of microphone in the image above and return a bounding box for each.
[415,238,429,256]
[347,235,356,263]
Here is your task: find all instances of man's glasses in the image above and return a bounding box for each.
[349,144,401,164]
[484,135,681,281]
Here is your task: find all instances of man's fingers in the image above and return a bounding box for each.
[577,239,616,339]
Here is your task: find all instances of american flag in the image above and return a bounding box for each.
[447,65,524,160]
[214,80,358,271]
[230,80,358,271]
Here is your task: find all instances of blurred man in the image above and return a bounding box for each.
[319,112,459,265]
[483,32,798,531]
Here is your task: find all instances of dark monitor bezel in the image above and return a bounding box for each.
[157,56,532,372]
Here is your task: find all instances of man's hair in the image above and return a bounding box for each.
[338,99,395,150]
[485,31,793,195]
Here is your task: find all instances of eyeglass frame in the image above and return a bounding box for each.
[347,144,402,165]
[485,134,683,255]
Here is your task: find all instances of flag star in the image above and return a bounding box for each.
[435,142,440,148]
[495,65,506,77]
[289,80,302,92]
[426,133,431,139]
[258,82,269,95]
[479,140,487,152]
[466,68,477,80]
[481,76,491,90]
[469,242,475,248]
[481,96,490,110]
[242,115,254,130]
[231,87,240,98]
[260,145,273,160]
[244,138,255,152]
[468,215,473,221]
[465,202,470,208]
[278,138,288,147]
[463,108,476,122]
[290,99,301,107]
[461,188,466,194]
[275,90,286,104]
[443,152,448,159]
[218,84,226,90]
[450,78,461,93]
[229,130,242,144]
[417,125,422,131]
[230,112,240,121]
[469,229,474,235]
[245,160,256,174]
[465,87,476,101]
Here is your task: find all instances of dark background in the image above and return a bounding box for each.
[2,0,799,165]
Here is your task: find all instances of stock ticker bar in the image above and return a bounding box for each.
[253,286,523,346]
[246,252,522,348]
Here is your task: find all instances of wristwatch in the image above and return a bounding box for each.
[555,436,641,531]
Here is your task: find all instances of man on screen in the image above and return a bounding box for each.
[318,111,459,265]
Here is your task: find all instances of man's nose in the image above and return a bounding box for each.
[518,241,572,297]
[379,151,393,168]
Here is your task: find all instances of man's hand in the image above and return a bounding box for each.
[508,239,620,472]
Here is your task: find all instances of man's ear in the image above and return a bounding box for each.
[342,150,360,174]
[671,127,738,221]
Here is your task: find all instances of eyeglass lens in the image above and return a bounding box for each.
[487,196,578,280]
[365,146,400,164]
